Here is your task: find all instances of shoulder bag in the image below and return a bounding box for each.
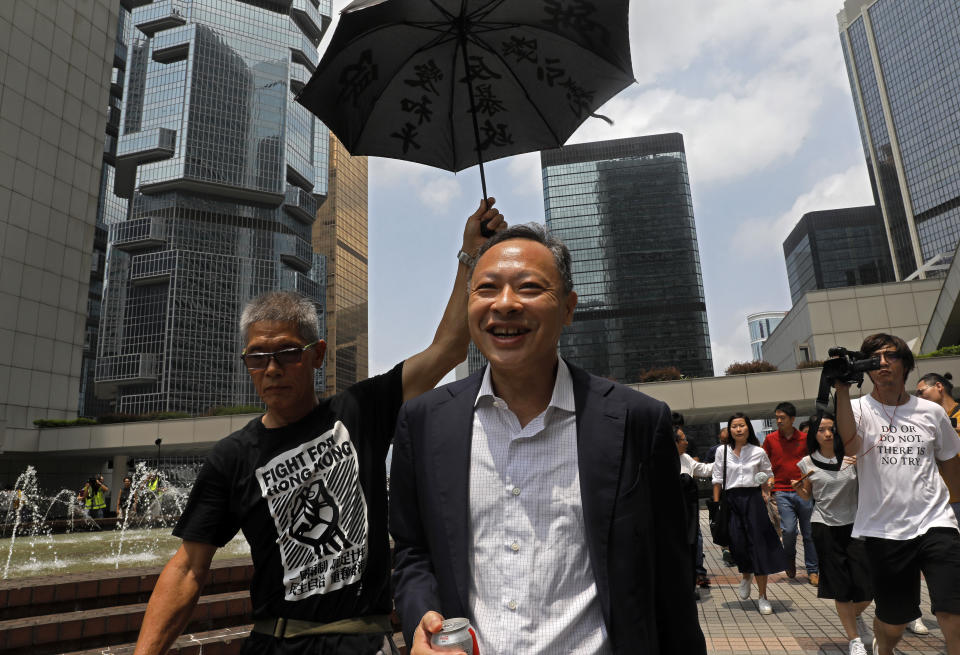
[707,445,731,546]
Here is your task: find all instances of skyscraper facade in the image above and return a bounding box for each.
[1,0,121,435]
[541,134,714,382]
[312,134,368,396]
[747,311,787,362]
[95,0,331,414]
[783,206,896,304]
[81,7,133,418]
[838,0,960,279]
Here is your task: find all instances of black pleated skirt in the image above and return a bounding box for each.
[726,487,787,576]
[812,522,873,602]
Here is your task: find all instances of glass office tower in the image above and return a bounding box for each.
[838,0,960,279]
[541,134,714,382]
[783,206,895,304]
[747,311,786,362]
[96,0,331,414]
[81,8,133,418]
[312,134,368,396]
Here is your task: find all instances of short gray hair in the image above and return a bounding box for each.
[239,291,320,345]
[470,223,574,294]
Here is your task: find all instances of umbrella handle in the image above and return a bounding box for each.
[479,218,495,237]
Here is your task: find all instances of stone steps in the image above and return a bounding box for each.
[0,557,253,620]
[0,558,253,655]
[64,625,252,655]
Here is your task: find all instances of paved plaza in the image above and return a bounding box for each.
[695,510,948,655]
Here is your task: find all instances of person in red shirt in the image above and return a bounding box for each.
[763,401,819,585]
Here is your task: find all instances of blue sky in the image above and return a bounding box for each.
[321,1,876,381]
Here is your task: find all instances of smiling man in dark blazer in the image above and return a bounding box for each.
[389,224,706,655]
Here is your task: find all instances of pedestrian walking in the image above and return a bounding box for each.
[677,427,713,593]
[795,413,872,655]
[835,333,960,655]
[764,401,819,584]
[712,413,787,615]
[706,427,735,566]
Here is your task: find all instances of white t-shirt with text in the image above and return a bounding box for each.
[851,394,960,539]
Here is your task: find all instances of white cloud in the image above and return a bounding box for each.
[418,176,463,209]
[570,70,824,185]
[705,164,875,374]
[506,152,543,199]
[369,158,463,211]
[545,1,853,186]
[730,163,875,265]
[711,333,753,376]
[629,1,847,87]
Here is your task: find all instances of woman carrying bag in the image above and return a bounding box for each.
[712,413,787,615]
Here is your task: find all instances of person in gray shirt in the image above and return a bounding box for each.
[795,413,872,655]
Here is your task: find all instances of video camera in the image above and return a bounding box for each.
[822,346,882,386]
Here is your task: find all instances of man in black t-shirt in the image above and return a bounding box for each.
[132,199,505,655]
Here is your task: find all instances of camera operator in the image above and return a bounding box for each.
[834,333,960,655]
[80,474,109,519]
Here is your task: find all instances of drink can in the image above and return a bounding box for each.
[430,617,479,654]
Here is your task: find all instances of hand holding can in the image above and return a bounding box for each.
[430,618,479,655]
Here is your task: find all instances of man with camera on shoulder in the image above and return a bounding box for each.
[80,474,110,519]
[834,333,960,655]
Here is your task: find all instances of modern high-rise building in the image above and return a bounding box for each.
[1,0,121,438]
[783,206,896,304]
[838,0,960,280]
[747,311,787,362]
[312,133,368,396]
[81,7,133,418]
[95,0,331,414]
[541,133,714,382]
[464,342,487,377]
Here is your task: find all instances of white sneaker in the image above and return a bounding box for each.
[849,637,867,655]
[908,617,928,635]
[738,574,753,600]
[758,597,772,615]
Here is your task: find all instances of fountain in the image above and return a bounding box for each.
[1,465,250,580]
[0,465,254,655]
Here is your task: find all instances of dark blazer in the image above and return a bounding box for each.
[390,362,706,654]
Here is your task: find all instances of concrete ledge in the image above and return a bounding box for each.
[6,414,261,455]
[630,354,960,423]
[8,354,960,454]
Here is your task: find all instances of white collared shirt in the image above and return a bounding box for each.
[711,444,773,488]
[680,452,712,478]
[467,358,610,655]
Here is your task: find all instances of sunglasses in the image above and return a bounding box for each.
[241,341,318,370]
[873,350,902,362]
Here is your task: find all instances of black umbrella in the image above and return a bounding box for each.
[296,0,634,199]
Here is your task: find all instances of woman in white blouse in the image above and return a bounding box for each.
[713,413,787,615]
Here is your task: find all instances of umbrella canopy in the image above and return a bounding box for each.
[297,0,634,183]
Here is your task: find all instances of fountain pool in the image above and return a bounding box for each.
[0,527,251,578]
